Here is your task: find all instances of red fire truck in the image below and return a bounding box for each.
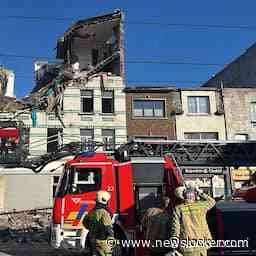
[1,126,256,255]
[0,120,85,172]
[50,140,256,256]
[50,150,182,254]
[0,120,29,165]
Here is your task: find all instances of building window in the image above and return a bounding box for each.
[102,90,114,114]
[134,136,167,141]
[60,96,64,112]
[47,128,63,153]
[81,90,93,113]
[234,134,249,141]
[184,132,218,140]
[80,129,94,150]
[133,100,165,117]
[53,176,60,197]
[102,129,115,151]
[250,102,256,121]
[187,96,210,114]
[23,127,30,145]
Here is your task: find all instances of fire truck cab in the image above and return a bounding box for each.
[51,151,182,253]
[0,120,28,165]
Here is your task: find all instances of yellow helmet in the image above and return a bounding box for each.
[96,190,111,204]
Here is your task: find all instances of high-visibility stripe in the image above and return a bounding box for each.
[76,203,88,220]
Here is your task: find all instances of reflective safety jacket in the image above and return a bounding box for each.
[83,207,114,256]
[170,193,215,255]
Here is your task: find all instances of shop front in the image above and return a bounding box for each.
[181,166,225,199]
[231,167,256,189]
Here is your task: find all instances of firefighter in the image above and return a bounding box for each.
[142,196,174,256]
[170,185,216,256]
[82,190,115,256]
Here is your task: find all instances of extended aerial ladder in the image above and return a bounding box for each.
[1,120,256,194]
[2,132,256,172]
[115,139,256,197]
[116,139,256,167]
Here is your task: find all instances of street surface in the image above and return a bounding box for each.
[0,241,83,256]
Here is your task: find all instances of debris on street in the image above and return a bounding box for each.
[0,207,83,256]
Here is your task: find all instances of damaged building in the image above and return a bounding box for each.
[28,10,124,121]
[0,10,127,211]
[26,10,127,154]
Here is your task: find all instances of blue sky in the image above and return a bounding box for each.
[1,0,256,98]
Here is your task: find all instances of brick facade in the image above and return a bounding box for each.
[125,87,176,140]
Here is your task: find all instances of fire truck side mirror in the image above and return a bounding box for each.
[72,184,77,193]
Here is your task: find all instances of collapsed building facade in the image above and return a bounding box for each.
[28,10,125,126]
[0,11,127,211]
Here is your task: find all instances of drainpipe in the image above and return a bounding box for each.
[220,80,228,140]
[220,80,232,198]
[171,89,181,140]
[173,112,177,139]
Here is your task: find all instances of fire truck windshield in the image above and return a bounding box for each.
[55,167,102,197]
[73,168,101,193]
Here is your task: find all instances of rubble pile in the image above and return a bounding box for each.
[0,209,51,244]
[0,211,82,256]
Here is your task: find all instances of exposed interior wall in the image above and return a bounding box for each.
[72,38,93,70]
[29,11,125,121]
[70,20,120,73]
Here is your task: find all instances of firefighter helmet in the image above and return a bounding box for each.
[96,190,111,204]
[175,186,186,200]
